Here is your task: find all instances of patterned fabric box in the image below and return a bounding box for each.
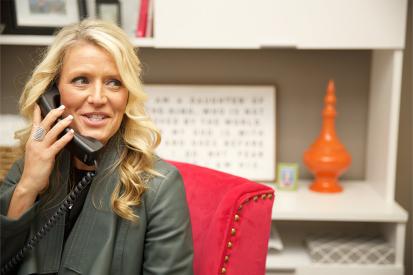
[305,234,395,264]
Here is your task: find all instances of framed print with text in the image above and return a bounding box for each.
[145,84,277,182]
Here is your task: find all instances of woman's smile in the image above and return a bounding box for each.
[80,112,111,127]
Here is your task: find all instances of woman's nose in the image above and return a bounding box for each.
[87,83,107,105]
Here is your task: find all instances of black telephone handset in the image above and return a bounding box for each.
[37,85,103,165]
[1,86,103,275]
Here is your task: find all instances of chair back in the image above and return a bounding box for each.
[168,161,275,275]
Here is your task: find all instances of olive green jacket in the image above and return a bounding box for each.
[0,139,194,274]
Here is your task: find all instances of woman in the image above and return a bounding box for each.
[0,19,193,275]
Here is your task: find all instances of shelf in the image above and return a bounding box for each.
[267,231,310,270]
[130,37,155,48]
[266,181,408,223]
[0,35,55,46]
[0,35,155,47]
[266,228,403,275]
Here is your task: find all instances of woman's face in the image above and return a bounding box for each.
[58,41,128,145]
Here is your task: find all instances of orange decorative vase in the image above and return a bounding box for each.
[303,80,351,193]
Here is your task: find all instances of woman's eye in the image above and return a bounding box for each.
[72,77,89,86]
[106,79,122,89]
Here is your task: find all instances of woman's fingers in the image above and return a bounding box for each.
[39,105,66,132]
[50,128,75,155]
[43,114,74,145]
[33,104,42,126]
[21,105,73,195]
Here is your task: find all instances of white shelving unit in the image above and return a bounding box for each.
[270,181,408,223]
[266,182,408,274]
[0,0,409,274]
[0,35,155,48]
[153,1,409,274]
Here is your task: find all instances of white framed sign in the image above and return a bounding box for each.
[145,84,276,181]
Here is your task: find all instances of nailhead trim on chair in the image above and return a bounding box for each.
[219,191,274,274]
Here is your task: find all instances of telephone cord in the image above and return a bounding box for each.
[1,170,96,275]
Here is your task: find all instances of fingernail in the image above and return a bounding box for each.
[65,115,73,120]
[58,105,65,110]
[69,129,74,134]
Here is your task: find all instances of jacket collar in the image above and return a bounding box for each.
[62,132,123,275]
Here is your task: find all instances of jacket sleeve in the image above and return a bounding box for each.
[0,159,40,265]
[143,168,194,275]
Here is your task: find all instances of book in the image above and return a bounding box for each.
[136,0,148,37]
[146,0,154,37]
[120,0,140,37]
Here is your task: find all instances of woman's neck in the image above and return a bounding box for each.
[73,157,96,171]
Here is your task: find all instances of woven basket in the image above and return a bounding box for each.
[0,146,21,183]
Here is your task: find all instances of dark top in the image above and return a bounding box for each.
[46,169,94,275]
[63,168,93,243]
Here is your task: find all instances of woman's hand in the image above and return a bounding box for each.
[18,104,75,195]
[7,104,75,219]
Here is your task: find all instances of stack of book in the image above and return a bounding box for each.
[120,0,154,38]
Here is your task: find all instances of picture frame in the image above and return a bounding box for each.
[145,84,277,182]
[96,1,121,25]
[2,0,87,35]
[276,163,299,190]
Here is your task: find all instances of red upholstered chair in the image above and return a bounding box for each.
[167,161,275,275]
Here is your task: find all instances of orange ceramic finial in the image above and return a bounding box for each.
[303,80,351,193]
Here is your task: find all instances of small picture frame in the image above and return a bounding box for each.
[276,163,299,190]
[3,0,87,35]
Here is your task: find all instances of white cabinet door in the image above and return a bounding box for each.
[256,0,299,48]
[295,0,408,49]
[154,0,263,48]
[154,0,407,49]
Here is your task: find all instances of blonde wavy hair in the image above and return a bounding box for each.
[16,19,161,222]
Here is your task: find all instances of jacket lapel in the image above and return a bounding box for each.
[60,136,122,275]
